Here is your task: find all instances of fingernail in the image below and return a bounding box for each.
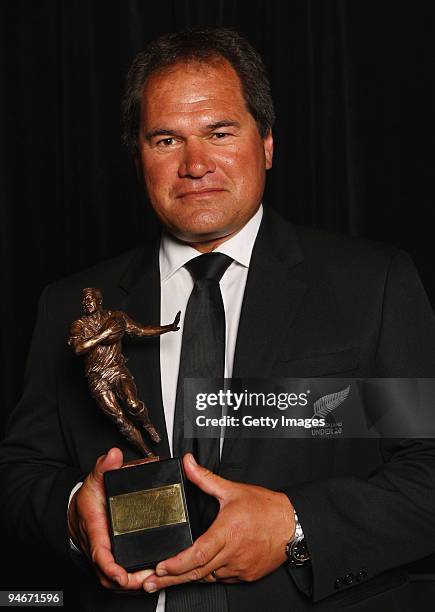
[113,575,123,585]
[141,569,155,580]
[156,566,168,576]
[144,582,157,593]
[188,453,197,466]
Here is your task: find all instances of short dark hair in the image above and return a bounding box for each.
[121,27,275,153]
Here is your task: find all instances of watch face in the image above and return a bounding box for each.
[292,538,310,563]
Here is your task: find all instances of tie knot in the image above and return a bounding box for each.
[185,253,233,282]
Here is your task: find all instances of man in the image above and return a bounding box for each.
[1,27,435,612]
[68,287,180,457]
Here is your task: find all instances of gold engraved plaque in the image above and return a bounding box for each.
[109,483,187,536]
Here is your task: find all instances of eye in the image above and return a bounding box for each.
[156,137,176,147]
[212,132,229,139]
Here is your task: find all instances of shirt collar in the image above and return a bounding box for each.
[160,204,263,282]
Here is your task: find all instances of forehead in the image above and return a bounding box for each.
[140,60,249,127]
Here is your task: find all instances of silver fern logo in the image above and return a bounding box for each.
[311,385,350,437]
[312,385,351,418]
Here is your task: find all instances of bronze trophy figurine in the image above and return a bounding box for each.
[69,288,193,571]
[68,287,180,457]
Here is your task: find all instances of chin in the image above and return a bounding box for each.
[175,210,231,241]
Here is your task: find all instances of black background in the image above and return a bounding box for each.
[1,0,434,603]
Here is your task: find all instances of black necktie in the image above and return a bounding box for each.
[167,253,232,612]
[173,252,233,467]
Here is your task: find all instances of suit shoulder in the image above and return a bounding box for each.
[264,206,405,275]
[37,245,155,330]
[292,224,404,272]
[45,247,146,301]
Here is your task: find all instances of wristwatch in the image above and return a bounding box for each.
[285,510,310,567]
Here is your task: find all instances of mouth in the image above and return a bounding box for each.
[176,188,225,199]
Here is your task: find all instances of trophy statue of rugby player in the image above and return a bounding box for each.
[69,287,180,457]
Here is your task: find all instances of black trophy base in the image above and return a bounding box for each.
[104,457,193,572]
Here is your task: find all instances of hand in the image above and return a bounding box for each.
[142,454,295,593]
[68,448,155,591]
[171,311,181,331]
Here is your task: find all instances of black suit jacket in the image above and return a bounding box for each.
[1,206,435,611]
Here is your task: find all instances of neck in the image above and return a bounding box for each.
[187,234,234,253]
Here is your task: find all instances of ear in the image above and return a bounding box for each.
[263,129,274,170]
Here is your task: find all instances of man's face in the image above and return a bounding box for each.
[82,293,100,315]
[137,59,273,247]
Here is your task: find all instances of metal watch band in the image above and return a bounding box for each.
[285,510,310,567]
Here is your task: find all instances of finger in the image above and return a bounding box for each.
[182,454,229,501]
[82,449,126,584]
[88,447,124,489]
[93,545,155,591]
[144,552,226,593]
[155,524,224,577]
[68,476,110,553]
[96,566,156,591]
[122,568,156,590]
[90,542,128,586]
[95,567,122,590]
[82,487,112,548]
[69,449,131,588]
[212,565,241,580]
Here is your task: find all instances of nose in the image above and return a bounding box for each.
[178,138,216,178]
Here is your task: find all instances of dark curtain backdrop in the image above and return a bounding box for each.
[2,0,435,429]
[1,0,435,600]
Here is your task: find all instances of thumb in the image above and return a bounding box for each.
[90,447,124,487]
[183,453,230,501]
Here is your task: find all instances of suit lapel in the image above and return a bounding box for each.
[221,207,307,464]
[118,238,171,460]
[233,207,306,377]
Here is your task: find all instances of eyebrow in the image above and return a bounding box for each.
[145,120,241,141]
[206,120,241,131]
